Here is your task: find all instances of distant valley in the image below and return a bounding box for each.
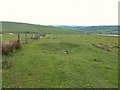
[56,25,118,35]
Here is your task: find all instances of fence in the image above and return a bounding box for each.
[1,32,45,55]
[2,32,45,43]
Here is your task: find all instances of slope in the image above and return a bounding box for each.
[2,21,78,34]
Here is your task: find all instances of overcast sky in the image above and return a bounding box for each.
[0,0,119,26]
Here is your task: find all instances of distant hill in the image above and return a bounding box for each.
[1,21,78,34]
[57,25,118,34]
[2,22,118,34]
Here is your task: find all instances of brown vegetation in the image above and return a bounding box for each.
[1,40,21,55]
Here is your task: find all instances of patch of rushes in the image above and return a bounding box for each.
[92,43,119,54]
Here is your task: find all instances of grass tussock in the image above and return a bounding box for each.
[2,58,11,69]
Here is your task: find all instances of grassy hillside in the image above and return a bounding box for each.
[2,21,118,88]
[2,34,118,88]
[2,21,78,34]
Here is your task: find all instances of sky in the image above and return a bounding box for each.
[0,0,119,26]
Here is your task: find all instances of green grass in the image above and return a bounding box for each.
[2,21,79,34]
[2,34,118,88]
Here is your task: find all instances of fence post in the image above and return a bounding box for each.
[18,33,20,43]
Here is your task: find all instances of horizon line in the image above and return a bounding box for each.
[1,21,118,26]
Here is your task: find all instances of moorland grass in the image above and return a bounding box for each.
[2,34,118,88]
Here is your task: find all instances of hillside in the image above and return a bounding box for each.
[1,21,78,34]
[2,34,118,88]
[2,22,118,88]
[57,25,118,34]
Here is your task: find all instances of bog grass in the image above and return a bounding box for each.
[2,34,118,88]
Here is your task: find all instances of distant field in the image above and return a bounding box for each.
[57,25,118,35]
[2,33,118,88]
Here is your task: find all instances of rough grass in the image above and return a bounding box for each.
[2,34,118,88]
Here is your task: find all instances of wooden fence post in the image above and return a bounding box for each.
[18,33,20,43]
